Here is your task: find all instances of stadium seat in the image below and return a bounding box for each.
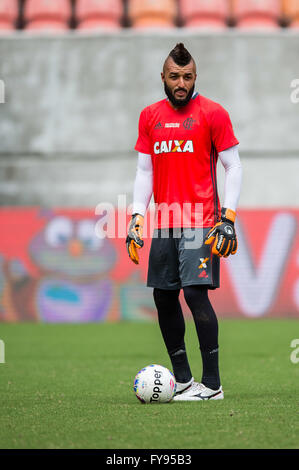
[24,0,72,31]
[76,0,123,30]
[232,0,281,29]
[180,0,229,29]
[0,0,18,31]
[128,0,177,28]
[282,0,299,28]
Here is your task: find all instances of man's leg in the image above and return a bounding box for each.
[182,285,220,390]
[153,287,192,385]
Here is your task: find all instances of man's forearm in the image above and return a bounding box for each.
[218,145,242,212]
[132,152,153,216]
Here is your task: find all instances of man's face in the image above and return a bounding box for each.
[161,58,197,108]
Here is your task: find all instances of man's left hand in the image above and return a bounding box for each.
[204,208,238,257]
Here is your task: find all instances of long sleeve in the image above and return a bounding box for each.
[218,145,242,212]
[132,152,153,216]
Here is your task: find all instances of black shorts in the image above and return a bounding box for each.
[147,228,220,290]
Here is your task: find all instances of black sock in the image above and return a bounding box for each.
[200,348,220,390]
[169,347,192,384]
[153,288,192,383]
[183,285,220,390]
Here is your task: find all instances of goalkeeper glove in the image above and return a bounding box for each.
[204,208,238,258]
[126,213,144,264]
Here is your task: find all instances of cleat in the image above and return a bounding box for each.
[175,377,194,394]
[172,382,224,401]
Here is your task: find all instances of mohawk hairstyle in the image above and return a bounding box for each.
[168,43,193,67]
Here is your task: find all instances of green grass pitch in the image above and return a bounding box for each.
[0,319,298,449]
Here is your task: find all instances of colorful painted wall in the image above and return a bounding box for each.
[0,208,298,322]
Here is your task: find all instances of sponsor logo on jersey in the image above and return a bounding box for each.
[165,123,180,128]
[154,140,194,154]
[154,122,163,129]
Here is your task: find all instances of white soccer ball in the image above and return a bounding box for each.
[134,364,177,404]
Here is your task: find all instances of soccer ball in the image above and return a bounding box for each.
[134,364,176,403]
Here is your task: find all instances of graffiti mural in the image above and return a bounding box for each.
[0,208,298,322]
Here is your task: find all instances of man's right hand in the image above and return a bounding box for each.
[126,214,144,264]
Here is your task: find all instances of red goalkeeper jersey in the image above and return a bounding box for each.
[134,93,239,228]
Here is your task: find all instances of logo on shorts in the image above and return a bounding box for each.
[198,257,209,269]
[198,270,209,278]
[198,257,209,278]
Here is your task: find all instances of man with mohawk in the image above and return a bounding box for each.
[126,43,242,401]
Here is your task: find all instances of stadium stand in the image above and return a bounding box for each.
[127,0,177,28]
[0,1,299,33]
[282,0,299,27]
[76,0,123,30]
[24,0,72,31]
[232,0,281,29]
[180,0,229,29]
[0,0,18,31]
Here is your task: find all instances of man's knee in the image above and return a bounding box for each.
[183,285,208,308]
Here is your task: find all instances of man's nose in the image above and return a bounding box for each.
[177,77,185,88]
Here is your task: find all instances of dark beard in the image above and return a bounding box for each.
[164,82,195,108]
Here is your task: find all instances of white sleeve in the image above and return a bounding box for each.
[132,152,153,216]
[218,145,242,212]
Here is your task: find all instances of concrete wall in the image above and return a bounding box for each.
[0,31,298,207]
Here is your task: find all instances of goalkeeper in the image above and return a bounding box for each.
[126,43,242,401]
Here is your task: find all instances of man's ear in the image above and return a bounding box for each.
[161,72,165,82]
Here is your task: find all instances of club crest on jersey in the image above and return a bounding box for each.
[183,117,196,130]
[154,140,194,154]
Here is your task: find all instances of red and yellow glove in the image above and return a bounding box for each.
[126,213,144,264]
[204,208,238,258]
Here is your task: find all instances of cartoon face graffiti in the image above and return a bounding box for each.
[28,216,117,323]
[29,216,116,278]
